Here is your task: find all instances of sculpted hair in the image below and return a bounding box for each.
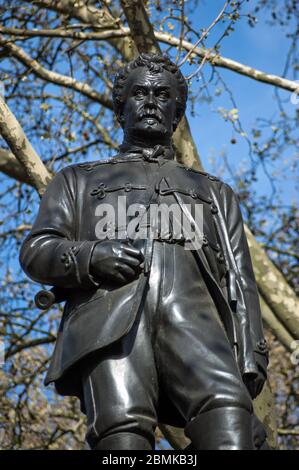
[112,53,188,129]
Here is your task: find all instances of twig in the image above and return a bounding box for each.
[0,37,113,109]
[175,0,185,64]
[178,0,230,67]
[277,428,299,436]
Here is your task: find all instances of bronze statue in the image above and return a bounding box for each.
[20,53,269,450]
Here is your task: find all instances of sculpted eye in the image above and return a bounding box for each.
[158,90,169,99]
[134,88,146,98]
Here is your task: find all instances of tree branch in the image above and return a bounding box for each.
[0,96,52,196]
[0,224,32,240]
[2,26,298,94]
[245,225,299,340]
[0,26,128,41]
[27,0,136,60]
[259,295,294,352]
[277,428,299,436]
[0,37,113,110]
[0,148,36,186]
[6,336,55,359]
[31,0,117,29]
[160,31,299,93]
[262,244,299,261]
[179,0,230,68]
[120,0,160,54]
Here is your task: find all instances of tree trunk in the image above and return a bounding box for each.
[0,96,51,196]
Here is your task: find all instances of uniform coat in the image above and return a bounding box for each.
[20,151,268,398]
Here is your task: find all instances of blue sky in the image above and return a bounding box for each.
[0,0,297,450]
[176,0,298,205]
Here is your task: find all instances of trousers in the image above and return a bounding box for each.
[80,241,253,449]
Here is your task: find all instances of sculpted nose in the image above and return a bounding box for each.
[146,91,156,107]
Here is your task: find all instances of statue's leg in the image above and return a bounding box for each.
[80,300,158,451]
[184,407,253,450]
[94,433,152,451]
[156,243,254,450]
[184,412,270,450]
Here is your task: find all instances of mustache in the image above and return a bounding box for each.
[137,107,163,123]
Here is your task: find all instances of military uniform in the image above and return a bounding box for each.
[20,147,268,449]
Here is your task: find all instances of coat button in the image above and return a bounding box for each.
[97,189,106,199]
[91,183,106,199]
[210,203,218,214]
[217,252,225,263]
[189,189,197,199]
[125,183,132,192]
[202,235,209,246]
[257,339,268,353]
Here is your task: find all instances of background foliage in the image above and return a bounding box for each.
[0,0,298,449]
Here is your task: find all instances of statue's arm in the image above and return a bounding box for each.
[19,167,99,290]
[220,182,268,379]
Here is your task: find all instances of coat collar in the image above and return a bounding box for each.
[117,143,175,162]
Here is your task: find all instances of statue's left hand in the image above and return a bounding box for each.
[243,366,267,399]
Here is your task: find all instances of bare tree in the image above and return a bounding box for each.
[0,0,298,449]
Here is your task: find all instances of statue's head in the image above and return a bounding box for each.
[112,53,188,143]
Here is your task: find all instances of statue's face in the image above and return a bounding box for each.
[121,67,180,141]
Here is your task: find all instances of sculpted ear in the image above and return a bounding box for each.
[119,113,125,126]
[113,95,125,127]
[116,103,126,127]
[173,104,183,131]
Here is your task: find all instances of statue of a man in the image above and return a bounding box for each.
[20,53,269,450]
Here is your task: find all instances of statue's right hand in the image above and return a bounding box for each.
[90,240,144,284]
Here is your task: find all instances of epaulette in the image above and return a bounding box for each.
[176,162,221,182]
[77,156,121,172]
